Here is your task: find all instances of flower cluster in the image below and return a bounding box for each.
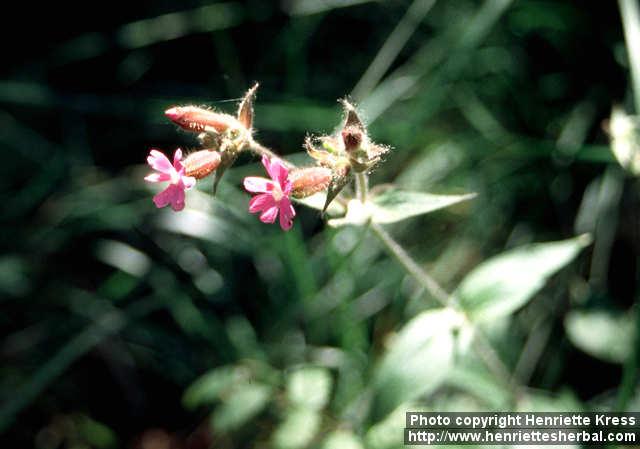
[144,86,386,230]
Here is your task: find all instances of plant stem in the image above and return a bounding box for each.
[355,172,369,203]
[370,221,516,395]
[247,139,295,169]
[370,222,450,306]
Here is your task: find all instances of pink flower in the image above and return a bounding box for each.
[144,149,196,211]
[243,155,296,231]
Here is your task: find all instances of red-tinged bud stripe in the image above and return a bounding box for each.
[165,106,241,133]
[183,150,221,179]
[290,167,332,198]
[341,125,363,151]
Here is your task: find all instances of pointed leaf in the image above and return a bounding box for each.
[286,366,332,411]
[370,190,476,224]
[211,383,272,432]
[454,235,592,322]
[374,308,464,417]
[322,430,363,449]
[293,192,345,216]
[327,199,371,227]
[272,407,321,449]
[565,310,635,364]
[182,366,237,409]
[366,402,425,449]
[237,83,258,130]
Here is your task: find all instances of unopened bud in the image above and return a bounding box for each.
[341,126,363,152]
[289,167,332,198]
[165,106,242,133]
[182,150,221,179]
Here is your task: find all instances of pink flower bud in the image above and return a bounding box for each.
[165,106,242,133]
[182,150,222,179]
[289,167,332,198]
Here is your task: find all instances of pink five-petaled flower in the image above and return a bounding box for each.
[145,149,196,211]
[243,155,296,231]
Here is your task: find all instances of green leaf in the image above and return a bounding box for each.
[212,383,272,432]
[272,407,321,449]
[369,190,476,224]
[454,235,591,322]
[287,366,332,410]
[327,190,476,227]
[374,308,464,416]
[565,310,635,364]
[366,403,425,449]
[76,415,118,449]
[182,366,238,409]
[293,192,345,216]
[445,360,511,409]
[327,199,371,227]
[322,430,363,449]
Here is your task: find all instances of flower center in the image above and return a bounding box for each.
[271,184,284,202]
[170,169,181,185]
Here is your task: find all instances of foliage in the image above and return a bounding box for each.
[1,0,638,448]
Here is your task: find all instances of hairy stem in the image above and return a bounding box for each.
[355,172,369,203]
[247,138,295,169]
[370,221,516,396]
[370,222,450,306]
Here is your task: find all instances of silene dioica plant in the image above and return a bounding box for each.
[142,85,594,447]
[145,83,392,228]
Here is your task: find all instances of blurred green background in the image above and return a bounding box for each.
[1,0,639,447]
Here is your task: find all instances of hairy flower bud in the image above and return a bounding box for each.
[289,167,332,198]
[341,125,363,152]
[182,150,221,179]
[165,106,242,133]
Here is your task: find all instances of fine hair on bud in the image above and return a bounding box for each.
[289,166,333,198]
[183,150,222,179]
[165,106,242,133]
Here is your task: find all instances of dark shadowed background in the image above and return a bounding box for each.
[1,0,638,447]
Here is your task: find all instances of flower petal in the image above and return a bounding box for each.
[259,205,279,224]
[262,155,289,186]
[147,149,173,173]
[249,193,276,213]
[181,175,196,190]
[144,172,171,183]
[278,197,296,231]
[170,188,186,211]
[153,184,185,211]
[173,149,185,172]
[244,177,274,193]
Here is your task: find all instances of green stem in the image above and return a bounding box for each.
[370,222,450,306]
[247,139,295,169]
[370,221,516,396]
[355,172,369,203]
